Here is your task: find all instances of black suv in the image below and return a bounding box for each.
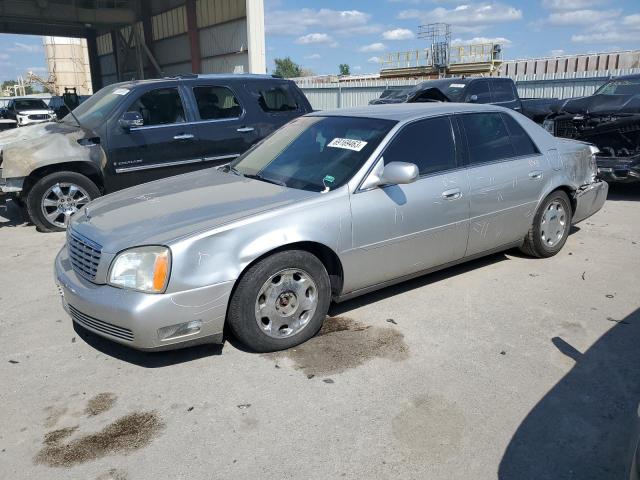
[0,74,312,231]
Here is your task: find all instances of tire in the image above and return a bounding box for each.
[520,190,572,258]
[227,250,332,352]
[26,171,100,232]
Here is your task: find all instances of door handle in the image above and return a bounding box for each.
[236,127,254,133]
[173,133,194,140]
[442,188,462,200]
[528,170,543,179]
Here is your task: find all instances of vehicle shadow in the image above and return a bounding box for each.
[73,322,223,368]
[606,183,640,202]
[0,198,29,228]
[498,307,640,480]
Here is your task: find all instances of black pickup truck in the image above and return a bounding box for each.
[370,77,556,123]
[0,74,312,231]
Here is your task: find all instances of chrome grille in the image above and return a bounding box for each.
[28,114,49,120]
[68,230,102,281]
[69,304,134,342]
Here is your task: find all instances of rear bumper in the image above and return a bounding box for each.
[597,155,640,183]
[572,179,608,224]
[54,246,233,351]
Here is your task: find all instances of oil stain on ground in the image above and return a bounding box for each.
[265,316,409,376]
[34,411,165,467]
[392,394,465,462]
[85,393,117,417]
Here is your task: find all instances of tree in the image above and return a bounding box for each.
[339,64,350,76]
[273,57,302,78]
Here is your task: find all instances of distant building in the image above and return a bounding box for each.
[43,36,93,95]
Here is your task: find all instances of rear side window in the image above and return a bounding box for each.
[193,86,242,120]
[466,80,491,103]
[126,88,185,126]
[255,84,299,112]
[460,112,514,164]
[491,81,516,103]
[501,113,540,156]
[383,116,457,176]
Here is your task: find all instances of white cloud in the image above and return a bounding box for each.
[571,31,640,44]
[296,33,333,44]
[304,53,321,60]
[451,36,511,45]
[266,8,373,36]
[27,66,47,72]
[359,42,386,53]
[9,42,43,53]
[397,3,522,32]
[623,14,640,29]
[0,53,9,60]
[547,9,620,26]
[542,0,603,10]
[382,28,415,40]
[368,56,382,63]
[550,49,565,56]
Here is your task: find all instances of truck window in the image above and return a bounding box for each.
[491,80,516,103]
[193,86,243,120]
[460,112,514,164]
[466,80,491,103]
[501,113,540,156]
[126,88,185,126]
[255,85,299,113]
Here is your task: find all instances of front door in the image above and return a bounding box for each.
[347,115,470,293]
[105,86,201,191]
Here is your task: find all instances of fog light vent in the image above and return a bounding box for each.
[158,320,202,341]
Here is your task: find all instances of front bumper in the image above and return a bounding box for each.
[573,179,608,224]
[55,247,233,351]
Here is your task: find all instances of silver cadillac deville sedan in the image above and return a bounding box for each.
[55,103,608,352]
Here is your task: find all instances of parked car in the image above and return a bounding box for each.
[543,74,640,183]
[0,74,312,231]
[370,77,556,123]
[55,103,607,353]
[1,97,56,126]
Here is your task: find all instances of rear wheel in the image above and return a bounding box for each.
[520,190,572,258]
[26,171,100,232]
[227,250,331,352]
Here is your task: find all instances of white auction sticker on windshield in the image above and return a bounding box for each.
[327,138,368,152]
[112,88,130,95]
[449,83,466,88]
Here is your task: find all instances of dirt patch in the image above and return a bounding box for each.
[34,411,165,467]
[96,468,128,480]
[266,316,408,376]
[85,393,117,417]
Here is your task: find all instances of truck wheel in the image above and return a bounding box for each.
[520,190,572,258]
[227,250,331,352]
[26,171,100,232]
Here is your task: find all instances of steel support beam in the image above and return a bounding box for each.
[86,30,102,92]
[185,0,202,74]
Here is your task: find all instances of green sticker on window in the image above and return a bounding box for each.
[323,175,335,183]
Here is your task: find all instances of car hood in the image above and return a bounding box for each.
[557,94,640,116]
[71,169,318,253]
[370,86,450,104]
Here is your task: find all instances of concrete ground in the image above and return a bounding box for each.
[1,185,639,480]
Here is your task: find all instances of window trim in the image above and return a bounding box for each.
[126,85,190,131]
[190,83,246,124]
[456,111,543,168]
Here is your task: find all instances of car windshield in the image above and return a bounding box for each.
[62,84,128,130]
[14,99,48,110]
[595,78,640,96]
[229,116,396,192]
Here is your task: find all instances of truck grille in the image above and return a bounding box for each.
[69,304,134,342]
[555,119,579,139]
[28,114,49,120]
[68,230,102,282]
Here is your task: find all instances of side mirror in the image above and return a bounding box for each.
[118,111,143,131]
[468,94,479,103]
[380,161,419,185]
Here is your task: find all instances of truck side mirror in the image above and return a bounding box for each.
[468,94,479,103]
[119,111,144,132]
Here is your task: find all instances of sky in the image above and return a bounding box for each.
[0,0,639,82]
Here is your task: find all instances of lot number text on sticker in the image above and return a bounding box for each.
[327,138,368,152]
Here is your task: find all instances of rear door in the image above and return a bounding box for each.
[105,84,202,191]
[457,111,545,257]
[465,80,492,104]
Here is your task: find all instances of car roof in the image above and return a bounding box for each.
[613,74,640,81]
[310,102,509,122]
[111,73,285,89]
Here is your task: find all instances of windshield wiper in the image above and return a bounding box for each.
[243,173,287,187]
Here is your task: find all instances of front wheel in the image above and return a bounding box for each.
[520,190,572,258]
[227,250,332,352]
[25,171,100,232]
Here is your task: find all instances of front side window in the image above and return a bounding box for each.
[63,83,128,130]
[460,112,514,164]
[382,116,457,176]
[501,113,540,156]
[193,86,242,120]
[255,84,299,112]
[466,81,491,103]
[126,88,185,126]
[229,116,396,192]
[491,81,516,103]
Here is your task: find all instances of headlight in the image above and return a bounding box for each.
[108,246,171,293]
[542,119,554,133]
